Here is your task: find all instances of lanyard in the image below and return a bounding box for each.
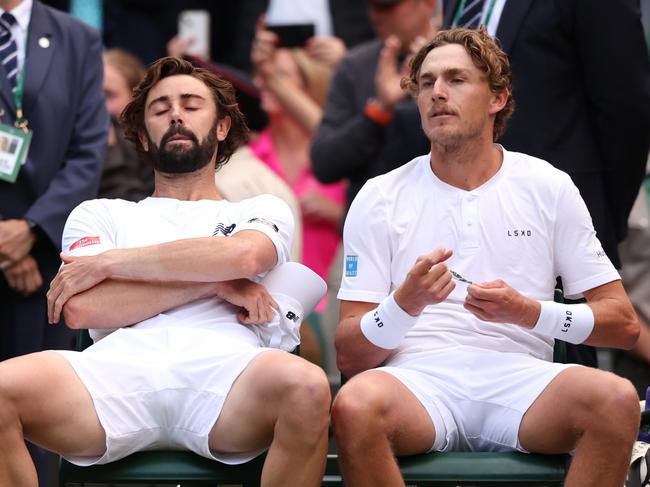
[14,63,28,133]
[452,0,498,28]
[12,26,29,133]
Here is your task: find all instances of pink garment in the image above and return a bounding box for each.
[250,130,345,311]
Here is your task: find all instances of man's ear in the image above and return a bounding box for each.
[216,115,232,142]
[138,131,149,152]
[488,89,509,116]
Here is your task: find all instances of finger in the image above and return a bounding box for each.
[473,279,505,289]
[14,271,27,294]
[466,283,501,301]
[60,253,75,264]
[463,301,490,321]
[247,301,260,324]
[255,14,266,33]
[5,269,18,291]
[256,296,269,323]
[25,268,43,295]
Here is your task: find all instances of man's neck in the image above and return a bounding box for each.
[0,0,23,12]
[152,162,222,201]
[429,137,503,191]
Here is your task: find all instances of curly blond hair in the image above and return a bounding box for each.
[401,27,514,141]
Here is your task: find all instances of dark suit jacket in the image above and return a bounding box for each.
[444,0,650,267]
[0,0,108,358]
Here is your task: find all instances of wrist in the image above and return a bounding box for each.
[532,301,595,344]
[360,292,419,349]
[394,287,423,317]
[100,249,121,280]
[521,298,541,329]
[364,98,393,126]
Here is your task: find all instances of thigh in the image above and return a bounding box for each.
[518,365,621,453]
[0,351,105,457]
[339,369,437,456]
[208,350,327,453]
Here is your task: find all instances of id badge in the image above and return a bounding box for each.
[0,123,32,183]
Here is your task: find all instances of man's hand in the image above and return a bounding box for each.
[216,279,279,325]
[251,17,279,80]
[464,279,541,328]
[375,35,428,112]
[47,253,110,324]
[0,219,36,269]
[393,247,454,316]
[305,35,346,68]
[2,255,43,296]
[299,190,344,225]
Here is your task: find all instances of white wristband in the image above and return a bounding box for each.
[360,293,418,349]
[533,301,595,344]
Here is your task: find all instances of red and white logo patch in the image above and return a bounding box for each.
[70,236,100,251]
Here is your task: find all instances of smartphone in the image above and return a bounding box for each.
[178,9,211,59]
[266,23,315,48]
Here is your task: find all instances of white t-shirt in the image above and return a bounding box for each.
[62,195,294,343]
[338,147,620,362]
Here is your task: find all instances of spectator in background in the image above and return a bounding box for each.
[616,161,650,397]
[442,0,650,367]
[235,22,346,367]
[100,48,153,201]
[0,0,108,484]
[311,0,439,212]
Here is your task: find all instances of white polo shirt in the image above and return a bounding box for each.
[62,194,294,343]
[338,147,619,362]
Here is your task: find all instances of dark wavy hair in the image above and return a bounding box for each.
[401,27,514,141]
[121,56,249,169]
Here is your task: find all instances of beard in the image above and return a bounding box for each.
[147,120,218,174]
[426,117,486,154]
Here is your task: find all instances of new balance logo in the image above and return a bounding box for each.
[212,223,236,236]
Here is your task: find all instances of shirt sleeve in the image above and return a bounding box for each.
[553,174,620,298]
[232,194,294,266]
[62,200,117,257]
[337,180,392,303]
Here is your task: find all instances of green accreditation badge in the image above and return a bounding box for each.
[0,122,32,183]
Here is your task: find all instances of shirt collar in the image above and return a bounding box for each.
[1,0,33,32]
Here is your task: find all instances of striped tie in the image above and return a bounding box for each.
[457,0,485,29]
[0,12,18,92]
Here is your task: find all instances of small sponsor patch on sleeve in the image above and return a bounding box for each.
[345,255,358,277]
[247,218,279,232]
[69,236,100,251]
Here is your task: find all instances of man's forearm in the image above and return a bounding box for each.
[63,278,216,329]
[101,232,275,283]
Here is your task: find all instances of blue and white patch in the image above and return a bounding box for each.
[345,255,358,277]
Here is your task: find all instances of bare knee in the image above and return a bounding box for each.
[331,377,388,442]
[0,367,23,439]
[279,360,331,435]
[581,374,639,442]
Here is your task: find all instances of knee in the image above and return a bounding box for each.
[0,369,21,435]
[586,375,640,440]
[282,361,331,428]
[331,377,387,441]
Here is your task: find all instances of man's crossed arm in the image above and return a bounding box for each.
[47,230,279,329]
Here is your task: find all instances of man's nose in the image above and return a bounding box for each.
[432,80,447,100]
[169,104,184,124]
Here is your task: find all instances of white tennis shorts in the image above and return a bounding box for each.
[55,326,274,466]
[378,345,578,452]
